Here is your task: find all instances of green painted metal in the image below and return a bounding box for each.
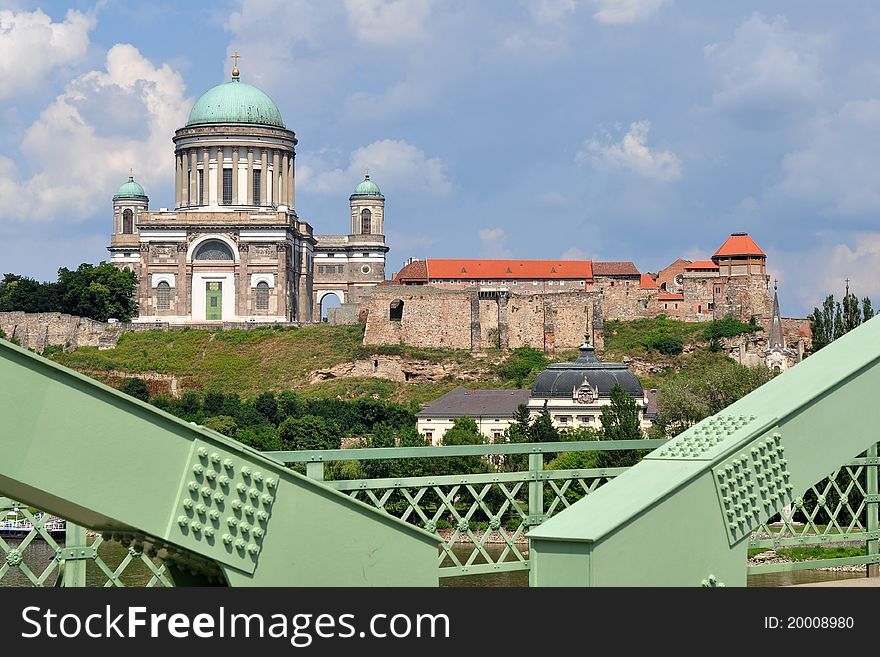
[187,77,285,128]
[113,176,147,200]
[269,439,667,463]
[867,444,879,577]
[529,315,880,587]
[0,339,438,586]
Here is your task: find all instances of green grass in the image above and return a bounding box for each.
[49,323,514,403]
[604,317,707,356]
[749,546,867,561]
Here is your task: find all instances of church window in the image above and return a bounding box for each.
[156,281,171,310]
[361,265,371,274]
[255,281,269,311]
[198,169,204,205]
[708,302,716,310]
[390,299,404,321]
[122,209,133,234]
[253,170,261,205]
[194,239,235,261]
[222,168,233,205]
[361,209,372,234]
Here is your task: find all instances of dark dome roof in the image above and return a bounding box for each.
[531,339,643,398]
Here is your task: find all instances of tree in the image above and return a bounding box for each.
[441,416,484,446]
[595,384,646,468]
[528,402,559,443]
[254,391,278,426]
[120,377,150,402]
[809,289,875,352]
[203,415,238,437]
[56,263,137,321]
[656,361,776,436]
[278,415,340,451]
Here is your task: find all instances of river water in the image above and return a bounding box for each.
[0,538,868,587]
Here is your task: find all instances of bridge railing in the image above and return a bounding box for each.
[2,439,877,585]
[267,440,880,581]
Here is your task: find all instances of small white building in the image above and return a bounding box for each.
[416,387,531,445]
[528,337,653,432]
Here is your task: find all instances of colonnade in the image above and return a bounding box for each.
[174,146,295,209]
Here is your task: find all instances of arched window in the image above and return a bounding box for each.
[255,281,269,311]
[193,239,235,261]
[361,208,371,235]
[156,281,171,310]
[390,299,403,321]
[122,209,133,234]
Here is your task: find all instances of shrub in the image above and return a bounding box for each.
[644,334,683,355]
[120,377,150,402]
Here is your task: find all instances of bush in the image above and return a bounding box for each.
[497,347,548,385]
[203,415,238,437]
[702,316,761,341]
[120,377,150,402]
[644,334,683,355]
[278,415,340,451]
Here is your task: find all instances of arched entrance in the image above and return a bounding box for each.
[319,291,344,322]
[188,236,238,321]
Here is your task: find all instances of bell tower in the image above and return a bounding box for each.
[349,168,385,237]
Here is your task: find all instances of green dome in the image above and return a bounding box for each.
[114,176,147,199]
[186,75,285,128]
[351,173,384,199]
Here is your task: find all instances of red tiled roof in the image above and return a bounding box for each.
[685,260,719,270]
[395,259,428,283]
[640,273,658,289]
[657,293,684,301]
[593,261,640,276]
[713,233,766,258]
[425,259,593,280]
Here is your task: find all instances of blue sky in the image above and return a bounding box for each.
[1,1,879,316]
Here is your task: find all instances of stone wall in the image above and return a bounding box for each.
[0,312,124,352]
[362,287,603,352]
[326,304,359,326]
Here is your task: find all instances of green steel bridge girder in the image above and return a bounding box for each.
[529,315,880,587]
[0,340,439,586]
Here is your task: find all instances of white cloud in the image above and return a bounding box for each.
[0,8,95,100]
[561,246,589,260]
[0,44,190,222]
[343,0,435,45]
[578,121,682,181]
[772,99,880,216]
[525,0,667,25]
[704,13,826,126]
[300,138,453,197]
[590,0,669,25]
[478,227,512,259]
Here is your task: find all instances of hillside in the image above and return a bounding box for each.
[46,317,761,404]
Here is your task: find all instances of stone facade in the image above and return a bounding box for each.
[362,287,604,352]
[0,312,124,352]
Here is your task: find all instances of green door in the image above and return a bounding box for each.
[206,282,222,320]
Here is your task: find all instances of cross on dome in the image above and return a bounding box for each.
[230,50,241,78]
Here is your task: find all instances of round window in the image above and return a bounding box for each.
[361,265,371,274]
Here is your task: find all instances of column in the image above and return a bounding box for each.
[246,148,254,206]
[272,150,280,207]
[177,244,188,318]
[202,148,209,206]
[189,149,198,207]
[260,149,268,207]
[280,152,289,207]
[238,243,249,316]
[216,146,224,206]
[276,243,288,318]
[175,153,182,208]
[232,146,239,205]
[290,152,296,208]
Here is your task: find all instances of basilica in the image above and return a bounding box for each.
[107,60,387,324]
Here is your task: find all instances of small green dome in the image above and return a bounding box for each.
[114,176,147,200]
[186,74,285,128]
[351,173,384,199]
